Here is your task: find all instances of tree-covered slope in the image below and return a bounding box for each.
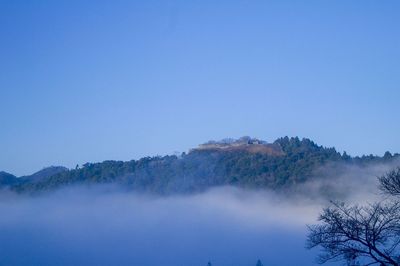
[20,166,68,183]
[0,171,18,186]
[9,137,400,194]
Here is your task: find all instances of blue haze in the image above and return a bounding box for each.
[0,187,335,266]
[0,1,400,175]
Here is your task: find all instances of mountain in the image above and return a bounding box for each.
[0,166,68,188]
[0,171,18,186]
[9,137,400,194]
[20,166,68,183]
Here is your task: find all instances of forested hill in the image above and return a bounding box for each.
[4,137,400,194]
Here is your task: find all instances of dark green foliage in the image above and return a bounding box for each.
[10,137,400,194]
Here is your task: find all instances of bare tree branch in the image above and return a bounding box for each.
[379,167,400,196]
[307,201,400,266]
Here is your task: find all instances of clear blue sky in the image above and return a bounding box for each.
[1,0,399,176]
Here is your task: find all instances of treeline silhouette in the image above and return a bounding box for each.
[207,259,263,266]
[7,137,399,194]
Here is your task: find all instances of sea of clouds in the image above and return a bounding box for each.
[0,160,398,266]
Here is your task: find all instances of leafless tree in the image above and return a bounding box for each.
[307,168,400,266]
[379,167,400,196]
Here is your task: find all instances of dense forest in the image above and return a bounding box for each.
[2,137,399,194]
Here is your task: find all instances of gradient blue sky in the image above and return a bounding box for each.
[1,0,400,176]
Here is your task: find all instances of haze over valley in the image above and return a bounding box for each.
[1,137,399,265]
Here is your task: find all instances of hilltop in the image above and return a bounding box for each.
[0,166,67,187]
[192,136,284,156]
[2,137,399,195]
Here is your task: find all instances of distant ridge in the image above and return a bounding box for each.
[3,136,400,195]
[0,167,68,188]
[20,166,68,183]
[0,171,17,186]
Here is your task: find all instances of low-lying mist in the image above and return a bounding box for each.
[1,160,398,266]
[0,186,328,266]
[291,158,400,203]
